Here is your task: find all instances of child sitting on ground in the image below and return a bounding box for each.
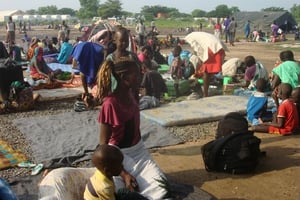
[247,78,273,125]
[84,144,148,200]
[252,83,299,135]
[84,144,124,200]
[141,59,167,101]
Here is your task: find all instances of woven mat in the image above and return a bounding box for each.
[0,140,27,170]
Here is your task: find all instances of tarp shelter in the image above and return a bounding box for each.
[234,11,298,34]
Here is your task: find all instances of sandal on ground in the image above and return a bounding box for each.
[17,161,36,168]
[31,163,44,176]
[74,98,87,112]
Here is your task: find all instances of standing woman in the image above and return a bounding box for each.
[106,26,141,102]
[202,48,225,97]
[6,16,16,47]
[96,58,168,199]
[244,20,251,41]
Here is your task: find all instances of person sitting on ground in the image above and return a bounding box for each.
[270,50,300,108]
[27,37,39,61]
[252,83,299,135]
[56,37,73,64]
[247,78,273,126]
[84,144,148,200]
[169,45,184,97]
[239,55,270,91]
[180,52,195,80]
[96,58,168,199]
[30,47,61,82]
[137,45,152,75]
[141,59,167,101]
[43,40,58,56]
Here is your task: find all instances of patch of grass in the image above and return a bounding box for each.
[151,19,202,29]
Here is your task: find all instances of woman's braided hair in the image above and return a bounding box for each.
[96,57,138,102]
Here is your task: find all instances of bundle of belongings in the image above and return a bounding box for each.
[0,59,34,113]
[201,112,265,174]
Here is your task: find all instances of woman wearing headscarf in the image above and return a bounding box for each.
[30,47,61,82]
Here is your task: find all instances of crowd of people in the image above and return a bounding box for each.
[1,15,300,199]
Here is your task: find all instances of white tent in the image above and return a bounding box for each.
[41,15,52,21]
[12,15,23,21]
[23,15,35,21]
[61,15,71,20]
[34,15,42,21]
[51,15,62,20]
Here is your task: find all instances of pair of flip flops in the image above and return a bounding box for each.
[17,161,44,176]
[74,98,87,112]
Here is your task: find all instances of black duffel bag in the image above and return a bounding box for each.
[0,58,24,102]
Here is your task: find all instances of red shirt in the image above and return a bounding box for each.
[214,24,221,30]
[98,92,141,148]
[269,99,299,135]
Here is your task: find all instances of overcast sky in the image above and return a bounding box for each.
[1,0,299,13]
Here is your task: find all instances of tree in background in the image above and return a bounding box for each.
[37,6,58,15]
[98,0,122,19]
[141,5,179,19]
[191,9,207,18]
[78,0,99,19]
[26,9,36,15]
[58,8,77,16]
[290,4,300,21]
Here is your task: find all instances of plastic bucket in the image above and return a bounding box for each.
[223,77,232,85]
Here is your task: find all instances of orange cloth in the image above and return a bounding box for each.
[201,48,225,74]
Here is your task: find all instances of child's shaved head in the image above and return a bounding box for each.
[279,83,292,98]
[256,78,266,92]
[92,144,123,177]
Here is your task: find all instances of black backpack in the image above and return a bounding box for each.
[201,131,262,174]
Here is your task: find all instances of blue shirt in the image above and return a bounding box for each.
[247,91,268,122]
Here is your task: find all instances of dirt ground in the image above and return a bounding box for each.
[155,35,300,199]
[155,37,300,199]
[2,26,300,200]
